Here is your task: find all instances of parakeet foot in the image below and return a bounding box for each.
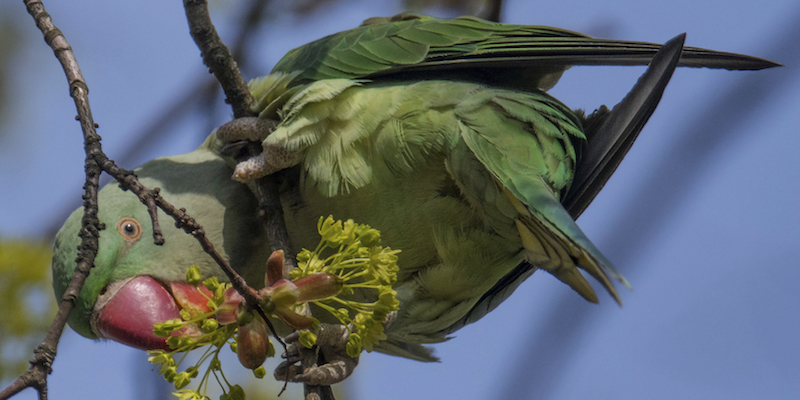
[216,117,295,183]
[217,117,277,142]
[274,323,359,386]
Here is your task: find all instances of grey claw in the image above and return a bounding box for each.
[273,324,360,386]
[284,330,301,343]
[231,144,298,183]
[283,345,301,362]
[291,360,357,386]
[216,117,278,143]
[216,117,296,183]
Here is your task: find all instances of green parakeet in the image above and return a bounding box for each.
[51,14,777,371]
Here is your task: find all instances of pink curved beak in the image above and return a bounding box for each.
[92,276,212,351]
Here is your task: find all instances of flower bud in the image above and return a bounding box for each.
[236,318,270,370]
[185,266,203,286]
[293,273,344,302]
[269,279,299,308]
[274,307,315,330]
[265,250,285,287]
[200,319,219,333]
[215,298,241,326]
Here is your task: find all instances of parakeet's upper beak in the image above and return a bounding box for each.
[90,276,212,351]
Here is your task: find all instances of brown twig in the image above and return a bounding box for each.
[104,164,287,350]
[251,171,299,274]
[180,1,330,399]
[183,0,256,119]
[1,2,105,399]
[1,2,287,399]
[480,0,503,22]
[5,1,332,399]
[44,0,272,240]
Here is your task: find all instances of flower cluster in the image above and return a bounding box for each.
[291,216,400,357]
[147,272,267,400]
[148,216,400,399]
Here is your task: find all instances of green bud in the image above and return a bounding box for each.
[174,389,204,400]
[163,366,178,382]
[228,384,245,400]
[166,336,182,350]
[147,350,171,366]
[253,366,266,379]
[236,307,255,326]
[211,329,230,348]
[267,339,276,357]
[346,333,362,358]
[360,228,381,247]
[341,219,357,244]
[269,280,299,308]
[186,265,202,286]
[173,372,191,389]
[298,330,317,349]
[154,318,184,337]
[201,319,219,333]
[318,215,344,243]
[296,249,313,264]
[185,366,199,378]
[202,277,220,292]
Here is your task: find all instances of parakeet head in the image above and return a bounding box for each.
[51,141,271,350]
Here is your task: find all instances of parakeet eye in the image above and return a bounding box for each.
[117,218,142,242]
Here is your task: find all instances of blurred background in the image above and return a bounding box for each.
[1,0,798,399]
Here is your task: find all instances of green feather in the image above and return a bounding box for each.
[272,14,777,91]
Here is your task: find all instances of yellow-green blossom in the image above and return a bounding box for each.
[150,215,400,399]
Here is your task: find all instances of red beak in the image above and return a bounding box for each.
[92,276,212,351]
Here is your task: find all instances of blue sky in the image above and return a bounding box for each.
[2,0,798,399]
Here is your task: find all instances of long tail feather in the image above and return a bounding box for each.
[564,34,685,218]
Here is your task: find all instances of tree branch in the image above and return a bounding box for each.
[2,2,288,399]
[44,0,272,240]
[1,2,103,399]
[4,1,335,399]
[183,0,255,119]
[480,0,503,22]
[180,1,329,399]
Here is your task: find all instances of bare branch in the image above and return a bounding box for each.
[43,0,272,240]
[1,1,103,399]
[480,0,503,22]
[183,0,256,119]
[252,169,299,274]
[4,1,335,399]
[180,1,330,398]
[2,2,289,399]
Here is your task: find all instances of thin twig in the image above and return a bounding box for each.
[251,170,299,274]
[180,1,331,398]
[183,0,256,119]
[480,0,503,22]
[1,2,103,399]
[2,2,288,399]
[45,0,272,239]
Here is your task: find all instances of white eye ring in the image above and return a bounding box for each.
[117,218,142,242]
